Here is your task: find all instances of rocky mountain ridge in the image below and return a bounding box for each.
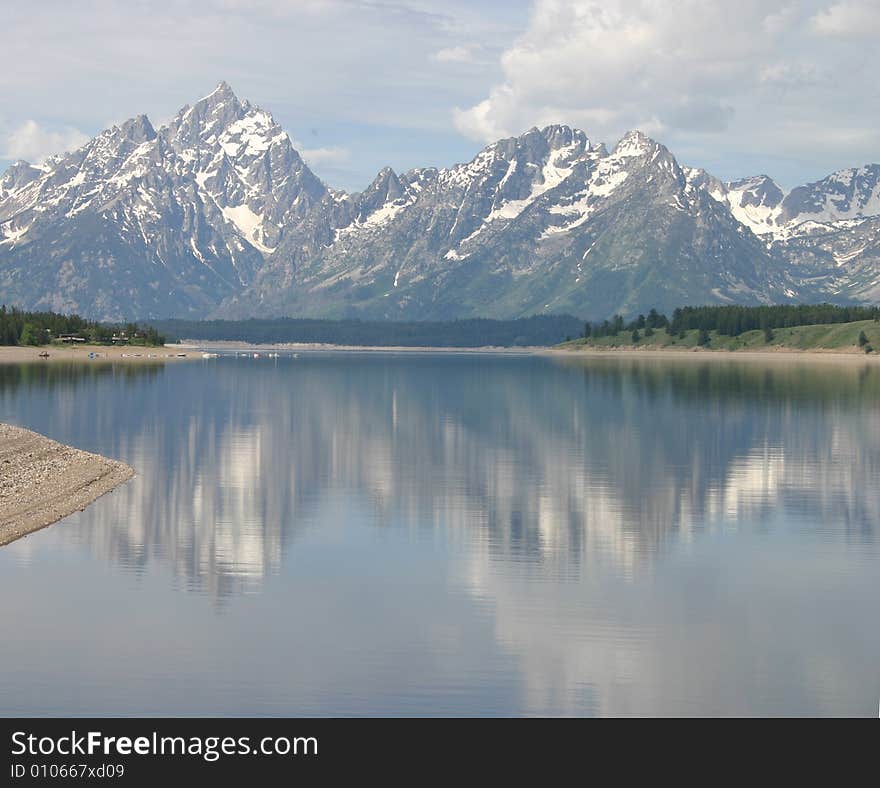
[2,82,878,320]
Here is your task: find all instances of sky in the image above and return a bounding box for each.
[1,0,878,192]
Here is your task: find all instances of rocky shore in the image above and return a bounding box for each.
[0,423,134,547]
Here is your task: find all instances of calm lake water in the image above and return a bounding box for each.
[1,352,878,716]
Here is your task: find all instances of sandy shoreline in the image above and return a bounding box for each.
[188,339,542,353]
[193,339,880,363]
[547,345,880,364]
[3,339,877,364]
[0,423,134,547]
[0,344,197,364]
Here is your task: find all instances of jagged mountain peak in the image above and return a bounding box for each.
[525,124,593,150]
[780,163,880,225]
[370,165,399,182]
[353,167,410,223]
[205,80,237,100]
[683,166,721,190]
[364,166,403,196]
[602,130,686,195]
[607,130,684,185]
[495,123,596,158]
[698,174,785,237]
[613,129,661,157]
[155,82,327,213]
[0,82,335,319]
[696,162,880,238]
[0,161,44,201]
[438,123,600,201]
[726,175,785,213]
[194,80,243,116]
[162,81,255,153]
[119,114,157,142]
[728,173,779,189]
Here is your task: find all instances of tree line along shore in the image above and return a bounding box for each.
[0,306,165,347]
[149,314,585,347]
[563,304,880,354]
[2,303,879,352]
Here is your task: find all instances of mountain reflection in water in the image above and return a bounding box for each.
[0,354,877,715]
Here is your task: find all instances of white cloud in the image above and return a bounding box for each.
[810,1,880,36]
[433,45,475,62]
[453,89,514,142]
[452,1,880,184]
[296,144,351,167]
[3,120,89,163]
[454,0,801,143]
[762,4,798,34]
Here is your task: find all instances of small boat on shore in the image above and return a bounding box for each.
[38,351,49,359]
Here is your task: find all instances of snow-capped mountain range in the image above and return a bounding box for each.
[2,82,879,321]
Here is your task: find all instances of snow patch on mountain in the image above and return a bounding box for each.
[0,221,31,247]
[221,204,274,253]
[459,138,589,232]
[543,158,631,236]
[361,200,409,227]
[695,166,880,243]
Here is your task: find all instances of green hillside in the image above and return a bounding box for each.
[560,319,880,354]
